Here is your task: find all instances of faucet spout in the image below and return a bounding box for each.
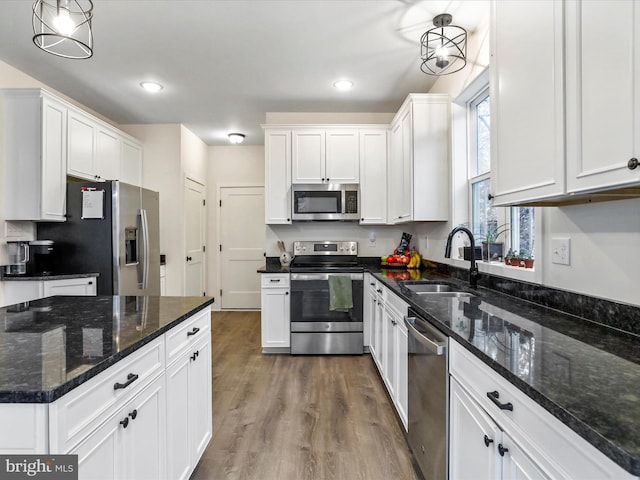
[444,226,479,288]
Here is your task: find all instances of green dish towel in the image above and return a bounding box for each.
[329,274,353,312]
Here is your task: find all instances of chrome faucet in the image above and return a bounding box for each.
[444,226,479,288]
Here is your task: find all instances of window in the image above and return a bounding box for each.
[468,88,535,262]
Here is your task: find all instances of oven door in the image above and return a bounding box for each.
[290,272,363,354]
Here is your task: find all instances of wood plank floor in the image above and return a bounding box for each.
[191,311,418,480]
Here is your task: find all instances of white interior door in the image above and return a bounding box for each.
[184,178,206,296]
[219,186,265,309]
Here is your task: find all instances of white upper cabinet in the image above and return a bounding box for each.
[565,0,640,193]
[120,137,143,187]
[388,94,450,223]
[359,129,388,224]
[95,126,121,181]
[490,0,565,206]
[1,89,67,222]
[68,109,96,180]
[292,128,359,184]
[264,129,292,224]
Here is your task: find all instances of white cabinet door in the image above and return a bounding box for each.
[43,277,97,297]
[292,130,325,183]
[189,335,212,466]
[2,281,43,306]
[490,0,565,205]
[388,119,404,223]
[166,355,191,480]
[395,318,408,430]
[120,138,143,186]
[371,286,384,370]
[382,305,396,397]
[75,412,123,480]
[41,95,68,221]
[264,130,292,224]
[363,274,372,349]
[501,431,551,480]
[96,127,121,181]
[325,129,359,183]
[566,1,640,193]
[450,377,502,480]
[359,129,388,224]
[68,109,96,180]
[260,287,290,349]
[125,376,166,480]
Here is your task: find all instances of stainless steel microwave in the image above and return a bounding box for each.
[291,184,359,221]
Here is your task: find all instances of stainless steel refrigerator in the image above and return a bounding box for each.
[38,181,160,296]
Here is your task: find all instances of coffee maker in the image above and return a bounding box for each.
[4,240,55,276]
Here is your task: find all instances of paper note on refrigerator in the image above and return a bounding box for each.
[81,189,105,219]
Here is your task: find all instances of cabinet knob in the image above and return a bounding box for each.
[129,409,138,420]
[186,256,192,262]
[483,435,494,447]
[120,417,129,429]
[187,327,200,337]
[326,178,330,182]
[628,158,639,170]
[285,291,289,295]
[287,218,291,222]
[487,390,513,411]
[498,444,509,457]
[88,281,93,285]
[487,193,494,201]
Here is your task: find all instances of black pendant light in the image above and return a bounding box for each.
[420,13,467,76]
[32,0,94,59]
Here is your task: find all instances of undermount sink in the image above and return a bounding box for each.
[400,281,475,297]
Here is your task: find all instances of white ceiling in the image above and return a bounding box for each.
[0,1,488,145]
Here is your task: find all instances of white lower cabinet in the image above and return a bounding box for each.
[368,279,409,430]
[449,340,635,480]
[3,276,97,307]
[166,332,212,480]
[74,374,166,480]
[260,274,290,351]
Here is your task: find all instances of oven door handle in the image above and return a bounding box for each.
[291,273,363,281]
[404,316,447,355]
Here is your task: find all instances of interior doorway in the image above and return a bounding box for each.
[184,177,206,296]
[219,186,265,309]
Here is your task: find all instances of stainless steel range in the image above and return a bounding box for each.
[289,241,363,355]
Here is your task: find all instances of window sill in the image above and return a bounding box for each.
[449,257,538,283]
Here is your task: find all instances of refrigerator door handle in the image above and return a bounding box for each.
[139,208,150,290]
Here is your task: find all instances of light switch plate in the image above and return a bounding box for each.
[551,237,570,265]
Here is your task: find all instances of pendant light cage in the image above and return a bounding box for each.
[32,0,94,59]
[420,14,467,76]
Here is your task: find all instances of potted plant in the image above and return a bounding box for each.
[504,248,516,266]
[480,223,509,262]
[519,248,534,268]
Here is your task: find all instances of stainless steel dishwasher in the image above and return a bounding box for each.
[405,308,449,480]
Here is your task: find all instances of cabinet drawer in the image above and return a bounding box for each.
[261,274,290,288]
[49,337,165,454]
[449,340,633,479]
[165,309,211,366]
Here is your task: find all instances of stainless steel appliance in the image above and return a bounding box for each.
[4,240,30,275]
[405,308,449,480]
[289,240,363,354]
[291,184,359,221]
[37,181,160,296]
[4,240,56,276]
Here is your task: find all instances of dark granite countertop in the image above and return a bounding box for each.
[1,273,100,281]
[0,295,214,403]
[371,269,640,476]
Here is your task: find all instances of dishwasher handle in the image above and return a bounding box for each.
[404,316,447,356]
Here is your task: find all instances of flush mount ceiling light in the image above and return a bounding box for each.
[333,79,354,91]
[420,13,467,76]
[32,0,93,59]
[140,81,164,93]
[228,133,245,144]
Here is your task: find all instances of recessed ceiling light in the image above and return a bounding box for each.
[140,81,163,93]
[228,133,245,144]
[333,79,354,91]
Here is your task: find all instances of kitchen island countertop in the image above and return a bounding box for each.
[0,295,214,403]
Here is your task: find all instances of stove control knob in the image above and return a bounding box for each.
[302,246,307,251]
[351,245,356,251]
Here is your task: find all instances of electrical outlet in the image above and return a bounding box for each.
[5,221,22,238]
[551,237,571,265]
[368,231,376,247]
